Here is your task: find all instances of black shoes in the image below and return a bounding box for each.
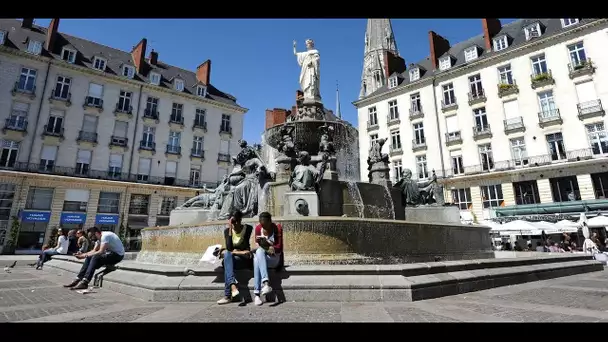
[63,279,80,288]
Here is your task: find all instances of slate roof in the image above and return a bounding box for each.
[362,18,599,100]
[0,19,240,108]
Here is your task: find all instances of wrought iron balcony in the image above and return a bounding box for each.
[110,136,128,148]
[472,125,492,140]
[577,99,605,120]
[169,115,185,125]
[468,89,486,106]
[143,108,159,121]
[114,103,133,116]
[568,58,595,79]
[412,138,426,151]
[220,125,232,135]
[43,125,64,138]
[538,109,562,128]
[389,144,403,156]
[445,131,462,146]
[497,80,519,98]
[139,140,156,151]
[3,117,28,132]
[218,153,231,162]
[409,106,424,120]
[83,96,103,111]
[77,131,98,143]
[191,148,205,159]
[530,70,555,89]
[387,114,400,126]
[366,121,379,131]
[165,145,181,155]
[12,81,36,98]
[49,89,72,106]
[503,116,525,134]
[193,120,207,131]
[441,98,458,112]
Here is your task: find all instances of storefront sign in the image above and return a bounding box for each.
[95,214,119,225]
[494,214,578,223]
[60,213,87,224]
[21,211,51,223]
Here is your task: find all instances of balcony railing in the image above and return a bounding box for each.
[12,81,36,98]
[445,131,462,145]
[412,139,426,151]
[577,99,605,120]
[43,125,64,138]
[468,89,486,106]
[409,106,424,120]
[530,70,555,89]
[538,109,563,128]
[114,103,133,115]
[472,125,492,140]
[77,131,98,143]
[49,89,72,105]
[191,148,205,158]
[3,117,28,132]
[139,140,156,151]
[7,162,219,189]
[503,116,525,133]
[441,98,458,112]
[83,96,103,110]
[497,80,519,98]
[218,153,231,162]
[366,121,379,131]
[110,136,128,147]
[143,108,159,121]
[193,120,207,131]
[389,145,403,156]
[387,114,400,126]
[166,145,181,155]
[220,126,232,135]
[169,115,185,125]
[568,58,595,79]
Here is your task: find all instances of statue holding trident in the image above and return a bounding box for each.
[293,39,321,103]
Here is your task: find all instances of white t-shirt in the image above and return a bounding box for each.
[100,231,125,256]
[55,235,69,254]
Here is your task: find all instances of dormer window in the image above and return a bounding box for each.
[61,48,76,63]
[464,46,479,62]
[0,30,6,45]
[26,40,42,55]
[388,76,398,89]
[92,57,106,71]
[149,72,161,85]
[196,85,207,97]
[122,65,135,79]
[524,23,542,41]
[493,35,509,52]
[409,68,420,82]
[561,19,579,28]
[174,79,184,92]
[439,56,452,71]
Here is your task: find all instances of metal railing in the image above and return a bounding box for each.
[143,108,159,120]
[220,125,233,134]
[473,124,492,137]
[191,148,204,158]
[43,125,64,137]
[4,117,28,131]
[409,106,423,118]
[445,131,462,143]
[537,109,561,124]
[110,136,128,147]
[77,131,98,143]
[139,140,156,151]
[50,88,71,102]
[441,98,457,110]
[165,145,181,155]
[504,116,524,131]
[468,89,486,103]
[193,120,207,130]
[114,103,133,114]
[169,115,185,125]
[577,99,603,117]
[218,153,231,162]
[84,96,103,108]
[13,81,36,95]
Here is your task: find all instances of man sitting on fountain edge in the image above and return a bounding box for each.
[252,212,283,306]
[63,227,125,290]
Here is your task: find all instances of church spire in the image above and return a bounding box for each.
[336,80,342,119]
[359,19,400,99]
[364,19,398,56]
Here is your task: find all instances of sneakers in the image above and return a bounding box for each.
[217,297,232,305]
[261,284,273,296]
[63,279,80,288]
[231,288,240,299]
[254,296,263,306]
[70,281,89,290]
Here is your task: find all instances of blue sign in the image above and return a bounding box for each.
[60,212,87,224]
[95,214,119,225]
[21,211,51,223]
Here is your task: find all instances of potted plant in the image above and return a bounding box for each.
[3,216,20,255]
[574,60,588,70]
[533,72,550,82]
[499,83,514,91]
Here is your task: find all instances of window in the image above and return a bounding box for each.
[18,67,37,92]
[165,161,177,184]
[409,68,420,82]
[416,155,429,179]
[531,54,547,76]
[53,76,71,99]
[388,100,399,120]
[98,192,120,214]
[146,97,159,115]
[464,46,478,62]
[439,56,451,71]
[390,130,401,150]
[368,107,378,126]
[117,90,132,112]
[109,154,123,177]
[171,103,183,122]
[220,140,230,155]
[190,168,201,186]
[546,132,566,161]
[113,121,128,143]
[0,140,19,168]
[0,31,5,45]
[469,74,483,97]
[0,184,15,221]
[561,19,579,28]
[93,57,106,71]
[587,123,608,155]
[174,79,184,92]
[442,83,456,105]
[195,109,206,127]
[550,176,580,202]
[370,134,378,146]
[39,145,57,172]
[168,131,181,152]
[568,42,587,66]
[129,194,150,215]
[452,155,464,175]
[538,90,557,117]
[61,48,76,63]
[413,122,425,145]
[142,126,155,148]
[86,83,103,107]
[26,40,42,55]
[452,188,472,210]
[524,23,542,40]
[479,144,494,171]
[75,150,92,175]
[159,197,177,216]
[63,189,89,212]
[46,111,63,135]
[374,71,382,86]
[592,172,608,199]
[513,181,540,205]
[82,114,97,134]
[497,64,513,85]
[197,85,207,97]
[123,65,135,78]
[493,36,508,51]
[192,136,204,156]
[221,114,231,132]
[137,158,151,181]
[473,107,488,129]
[445,116,460,139]
[480,184,504,208]
[149,72,161,85]
[9,102,28,130]
[510,137,528,166]
[410,93,421,113]
[388,77,398,89]
[392,160,403,182]
[25,187,54,210]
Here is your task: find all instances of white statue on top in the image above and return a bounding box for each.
[293,39,321,103]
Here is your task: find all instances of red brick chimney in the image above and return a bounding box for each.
[149,49,158,66]
[428,31,451,70]
[45,19,60,53]
[482,19,502,51]
[131,38,147,74]
[196,60,211,85]
[265,108,289,129]
[22,19,33,29]
[383,51,406,78]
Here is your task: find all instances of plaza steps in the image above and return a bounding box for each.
[44,254,603,303]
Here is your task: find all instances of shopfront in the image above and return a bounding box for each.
[95,213,119,232]
[18,211,51,252]
[60,212,86,231]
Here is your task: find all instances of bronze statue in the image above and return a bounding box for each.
[394,169,444,206]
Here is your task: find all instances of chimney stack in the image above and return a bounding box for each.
[265,108,289,129]
[22,18,33,29]
[45,19,60,53]
[428,31,451,70]
[196,60,211,85]
[130,38,147,74]
[383,51,406,78]
[149,49,158,66]
[482,19,502,51]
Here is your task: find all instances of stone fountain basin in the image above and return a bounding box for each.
[137,217,493,266]
[265,120,354,156]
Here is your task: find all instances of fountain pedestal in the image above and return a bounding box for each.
[285,191,319,217]
[368,161,392,187]
[275,156,294,182]
[405,206,461,224]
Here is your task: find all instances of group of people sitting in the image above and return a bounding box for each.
[35,228,91,269]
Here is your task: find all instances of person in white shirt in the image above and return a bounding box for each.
[64,227,125,290]
[36,228,69,270]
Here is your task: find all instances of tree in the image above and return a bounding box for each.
[118,222,127,248]
[4,216,20,254]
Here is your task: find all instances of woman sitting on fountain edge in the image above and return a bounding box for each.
[217,210,254,305]
[252,212,283,306]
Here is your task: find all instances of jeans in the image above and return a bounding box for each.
[37,249,59,267]
[222,251,250,297]
[253,248,280,295]
[76,252,124,283]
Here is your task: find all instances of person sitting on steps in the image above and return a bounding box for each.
[35,228,69,270]
[217,210,254,305]
[63,227,125,290]
[76,229,90,253]
[252,211,283,306]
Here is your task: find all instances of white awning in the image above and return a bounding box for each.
[586,215,608,228]
[498,220,544,236]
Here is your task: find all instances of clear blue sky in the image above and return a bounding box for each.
[35,18,515,144]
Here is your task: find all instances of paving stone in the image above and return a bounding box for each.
[0,287,94,308]
[0,273,36,280]
[183,304,343,322]
[74,307,166,322]
[385,306,458,322]
[450,302,600,322]
[562,279,608,290]
[2,302,112,322]
[0,280,55,289]
[492,287,608,311]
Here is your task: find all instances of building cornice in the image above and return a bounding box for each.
[353,19,608,108]
[0,46,248,115]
